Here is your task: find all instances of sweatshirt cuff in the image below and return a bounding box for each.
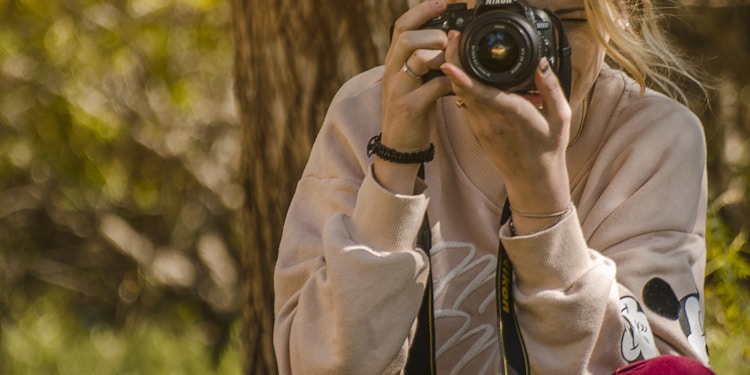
[349,164,429,253]
[499,206,593,293]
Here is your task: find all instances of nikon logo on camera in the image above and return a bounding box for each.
[483,0,514,5]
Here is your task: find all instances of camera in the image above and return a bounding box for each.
[420,0,571,98]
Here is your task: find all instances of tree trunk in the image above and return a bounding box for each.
[230,0,408,373]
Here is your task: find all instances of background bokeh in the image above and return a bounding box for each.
[1,0,241,373]
[1,0,748,374]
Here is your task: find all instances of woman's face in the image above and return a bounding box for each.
[449,0,606,110]
[526,0,605,110]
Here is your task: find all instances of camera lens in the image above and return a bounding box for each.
[476,30,519,73]
[459,11,541,91]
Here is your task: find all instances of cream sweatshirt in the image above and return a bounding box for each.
[273,66,709,374]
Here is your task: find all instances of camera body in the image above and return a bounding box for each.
[421,0,570,96]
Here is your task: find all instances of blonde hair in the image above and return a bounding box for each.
[584,0,706,104]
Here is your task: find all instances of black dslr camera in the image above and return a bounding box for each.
[421,0,571,98]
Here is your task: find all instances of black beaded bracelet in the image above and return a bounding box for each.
[367,134,435,164]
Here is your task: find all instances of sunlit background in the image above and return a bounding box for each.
[1,0,241,373]
[1,0,749,374]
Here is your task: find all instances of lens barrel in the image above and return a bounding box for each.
[459,11,540,91]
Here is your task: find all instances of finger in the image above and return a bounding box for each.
[400,47,446,82]
[391,0,447,39]
[408,48,446,76]
[440,62,523,110]
[439,62,473,94]
[443,30,460,64]
[389,29,448,75]
[441,30,473,87]
[388,0,448,68]
[535,57,572,127]
[441,30,479,95]
[408,76,452,112]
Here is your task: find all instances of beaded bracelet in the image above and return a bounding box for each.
[367,134,435,164]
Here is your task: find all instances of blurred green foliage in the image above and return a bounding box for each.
[704,198,750,374]
[2,290,240,374]
[669,5,750,374]
[1,0,242,372]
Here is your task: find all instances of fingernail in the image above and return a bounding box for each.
[439,64,454,78]
[439,64,449,75]
[538,57,550,75]
[433,0,444,7]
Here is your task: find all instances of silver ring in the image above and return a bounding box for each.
[401,62,422,80]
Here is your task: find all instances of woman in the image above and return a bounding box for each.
[273,0,713,373]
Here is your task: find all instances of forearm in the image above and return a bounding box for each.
[275,167,431,374]
[500,206,708,373]
[373,158,421,195]
[285,223,429,374]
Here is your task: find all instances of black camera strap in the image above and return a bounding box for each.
[405,166,529,375]
[550,12,573,101]
[497,198,530,375]
[405,164,437,375]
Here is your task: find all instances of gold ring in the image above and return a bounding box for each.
[455,98,466,108]
[401,62,422,80]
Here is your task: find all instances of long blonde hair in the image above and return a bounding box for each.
[585,0,706,104]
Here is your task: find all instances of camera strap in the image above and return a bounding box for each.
[405,163,437,375]
[405,165,529,375]
[551,13,573,101]
[497,198,530,375]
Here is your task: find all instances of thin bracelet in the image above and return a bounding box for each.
[511,202,573,219]
[508,202,572,237]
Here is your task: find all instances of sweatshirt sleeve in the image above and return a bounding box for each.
[273,70,432,375]
[498,92,709,374]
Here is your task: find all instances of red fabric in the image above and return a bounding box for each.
[614,355,714,375]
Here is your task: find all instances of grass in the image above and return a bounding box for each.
[1,292,241,375]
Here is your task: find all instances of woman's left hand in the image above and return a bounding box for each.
[440,30,572,228]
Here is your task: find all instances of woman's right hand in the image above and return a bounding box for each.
[376,0,452,194]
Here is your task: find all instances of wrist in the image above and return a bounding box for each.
[504,166,570,214]
[372,159,421,195]
[367,134,434,164]
[368,133,433,195]
[509,202,573,236]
